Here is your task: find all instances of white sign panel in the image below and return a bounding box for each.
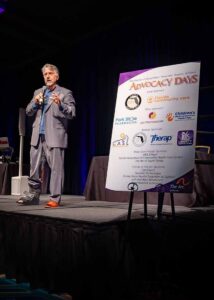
[106,62,201,193]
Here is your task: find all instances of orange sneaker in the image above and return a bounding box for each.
[45,200,59,208]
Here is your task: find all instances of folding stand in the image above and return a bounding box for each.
[126,189,175,228]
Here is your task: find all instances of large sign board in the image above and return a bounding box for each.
[106,62,201,193]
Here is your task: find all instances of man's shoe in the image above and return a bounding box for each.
[16,190,29,203]
[45,200,59,208]
[17,191,40,205]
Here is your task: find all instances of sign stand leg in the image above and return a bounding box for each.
[157,192,176,219]
[170,192,175,218]
[126,187,134,229]
[157,192,164,220]
[144,192,147,219]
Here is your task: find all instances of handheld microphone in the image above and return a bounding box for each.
[39,86,47,105]
[38,96,43,105]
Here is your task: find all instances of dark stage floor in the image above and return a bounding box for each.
[1,195,214,300]
[0,194,210,224]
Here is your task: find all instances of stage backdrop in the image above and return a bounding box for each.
[106,62,201,193]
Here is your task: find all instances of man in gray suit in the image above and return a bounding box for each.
[17,63,76,207]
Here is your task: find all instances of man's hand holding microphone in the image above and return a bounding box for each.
[34,92,44,105]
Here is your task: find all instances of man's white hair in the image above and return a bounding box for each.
[41,63,59,75]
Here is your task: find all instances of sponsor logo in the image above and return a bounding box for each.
[170,178,190,192]
[128,182,139,191]
[115,116,137,125]
[125,94,141,110]
[166,113,174,122]
[150,134,172,144]
[147,95,191,104]
[174,111,196,120]
[177,130,194,146]
[176,178,190,186]
[166,111,196,122]
[149,112,157,119]
[112,133,129,146]
[132,132,147,147]
[140,112,163,124]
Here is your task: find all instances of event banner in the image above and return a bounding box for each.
[106,62,201,193]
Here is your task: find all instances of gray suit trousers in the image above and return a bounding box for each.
[29,135,65,202]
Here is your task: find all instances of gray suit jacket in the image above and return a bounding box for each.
[26,85,76,148]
